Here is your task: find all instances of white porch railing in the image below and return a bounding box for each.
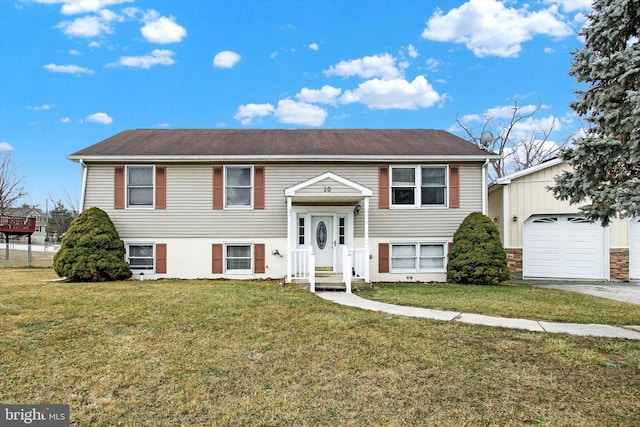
[290,246,316,292]
[290,245,369,294]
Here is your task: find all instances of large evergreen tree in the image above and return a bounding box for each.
[551,0,640,226]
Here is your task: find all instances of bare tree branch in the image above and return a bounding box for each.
[0,151,26,215]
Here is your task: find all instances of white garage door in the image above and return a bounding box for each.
[631,217,640,281]
[523,215,607,280]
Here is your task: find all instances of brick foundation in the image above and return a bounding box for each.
[610,248,629,282]
[505,248,522,280]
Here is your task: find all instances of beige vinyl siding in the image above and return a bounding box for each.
[506,162,628,248]
[487,186,504,243]
[83,162,485,240]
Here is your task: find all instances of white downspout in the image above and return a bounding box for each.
[364,197,370,283]
[481,159,489,215]
[79,159,88,213]
[286,197,292,283]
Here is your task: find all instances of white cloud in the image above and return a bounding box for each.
[295,85,342,106]
[141,10,187,44]
[324,53,402,80]
[60,117,72,123]
[308,42,319,51]
[33,0,135,15]
[57,15,111,37]
[339,75,440,110]
[544,47,555,53]
[29,104,53,111]
[234,103,275,125]
[273,100,327,126]
[213,50,241,68]
[44,63,94,74]
[0,142,14,151]
[88,41,101,48]
[116,49,175,68]
[545,0,592,13]
[425,58,441,71]
[86,112,112,124]
[69,49,82,56]
[407,44,419,59]
[422,0,573,58]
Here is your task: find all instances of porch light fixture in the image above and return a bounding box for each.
[354,204,361,214]
[512,215,518,222]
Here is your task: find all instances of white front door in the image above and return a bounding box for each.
[312,216,334,269]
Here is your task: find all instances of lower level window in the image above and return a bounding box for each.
[391,242,445,272]
[128,244,154,272]
[226,244,252,272]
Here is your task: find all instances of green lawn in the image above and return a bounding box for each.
[1,269,639,426]
[360,282,640,325]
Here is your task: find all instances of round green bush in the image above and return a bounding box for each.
[54,207,132,282]
[447,212,510,285]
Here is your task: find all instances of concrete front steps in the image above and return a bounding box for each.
[296,271,366,292]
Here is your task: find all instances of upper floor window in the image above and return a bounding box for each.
[127,166,154,208]
[225,166,252,208]
[391,165,447,208]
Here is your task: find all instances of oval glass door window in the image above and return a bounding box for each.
[316,221,327,249]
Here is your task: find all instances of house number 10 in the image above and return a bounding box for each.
[324,186,332,192]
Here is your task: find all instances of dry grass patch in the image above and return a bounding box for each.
[360,282,640,325]
[0,248,55,268]
[1,269,639,426]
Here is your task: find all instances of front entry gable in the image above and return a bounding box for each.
[285,172,372,204]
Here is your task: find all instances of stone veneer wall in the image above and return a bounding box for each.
[610,248,629,282]
[505,248,522,280]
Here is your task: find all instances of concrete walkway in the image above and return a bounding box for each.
[316,292,640,340]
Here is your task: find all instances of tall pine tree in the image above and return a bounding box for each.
[551,0,640,225]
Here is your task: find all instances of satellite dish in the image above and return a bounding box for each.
[479,130,494,149]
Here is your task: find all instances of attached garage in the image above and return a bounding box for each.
[523,215,607,280]
[631,217,640,281]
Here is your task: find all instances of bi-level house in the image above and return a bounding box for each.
[69,129,498,290]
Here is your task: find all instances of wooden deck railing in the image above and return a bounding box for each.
[0,216,37,234]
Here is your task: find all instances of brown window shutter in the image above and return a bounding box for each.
[254,166,265,209]
[155,167,166,209]
[378,243,389,273]
[449,166,460,208]
[212,243,223,274]
[378,166,389,209]
[254,243,265,273]
[213,167,223,210]
[114,166,125,209]
[156,243,167,274]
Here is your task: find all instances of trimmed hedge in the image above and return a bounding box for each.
[54,207,132,282]
[447,212,510,285]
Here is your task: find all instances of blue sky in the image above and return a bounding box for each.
[0,0,591,209]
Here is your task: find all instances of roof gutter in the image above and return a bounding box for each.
[67,154,502,163]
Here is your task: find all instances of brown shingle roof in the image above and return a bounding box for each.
[69,129,495,159]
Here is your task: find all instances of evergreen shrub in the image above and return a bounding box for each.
[54,207,132,282]
[447,212,510,285]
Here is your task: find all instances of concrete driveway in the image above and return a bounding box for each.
[515,280,640,305]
